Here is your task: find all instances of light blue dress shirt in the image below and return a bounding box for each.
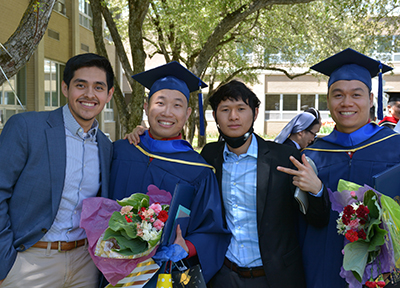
[41,105,100,242]
[222,134,263,268]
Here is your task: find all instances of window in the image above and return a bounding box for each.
[265,93,329,121]
[318,94,328,111]
[79,0,93,30]
[0,66,27,126]
[300,94,315,110]
[44,59,66,109]
[104,99,114,122]
[265,94,280,111]
[372,35,400,62]
[54,0,66,15]
[282,94,297,111]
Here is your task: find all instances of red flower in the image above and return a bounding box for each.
[344,205,355,217]
[342,214,351,225]
[357,229,367,240]
[365,281,377,288]
[345,229,359,242]
[356,204,370,219]
[157,210,168,222]
[377,281,386,287]
[125,215,133,223]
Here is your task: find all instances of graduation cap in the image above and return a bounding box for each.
[310,48,393,120]
[132,61,208,135]
[386,91,400,103]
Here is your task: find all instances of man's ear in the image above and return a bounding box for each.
[253,107,259,121]
[369,92,374,108]
[185,107,192,121]
[61,81,69,98]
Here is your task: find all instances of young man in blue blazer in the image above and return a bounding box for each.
[0,53,114,287]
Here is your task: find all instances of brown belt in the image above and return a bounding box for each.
[224,257,265,278]
[32,239,87,252]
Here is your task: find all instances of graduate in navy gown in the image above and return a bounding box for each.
[297,48,400,287]
[379,91,400,129]
[109,62,231,285]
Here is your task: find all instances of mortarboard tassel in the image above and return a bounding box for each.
[377,62,383,121]
[198,80,205,136]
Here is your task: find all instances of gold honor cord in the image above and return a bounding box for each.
[134,145,216,174]
[303,134,399,153]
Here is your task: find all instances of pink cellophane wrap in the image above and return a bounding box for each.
[80,197,158,286]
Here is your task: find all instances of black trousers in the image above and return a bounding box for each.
[208,265,268,288]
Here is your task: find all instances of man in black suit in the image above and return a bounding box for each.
[201,80,330,288]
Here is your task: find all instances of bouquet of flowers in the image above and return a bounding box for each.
[80,185,172,286]
[329,180,400,288]
[96,192,169,258]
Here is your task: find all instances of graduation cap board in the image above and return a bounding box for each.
[132,61,208,135]
[311,48,393,120]
[386,91,400,103]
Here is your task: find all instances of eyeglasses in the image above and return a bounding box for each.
[307,130,318,139]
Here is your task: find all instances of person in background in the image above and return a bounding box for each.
[274,109,321,150]
[379,91,400,129]
[0,53,114,288]
[201,80,330,288]
[370,105,377,122]
[109,61,230,286]
[279,48,400,287]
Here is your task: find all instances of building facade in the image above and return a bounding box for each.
[0,0,118,140]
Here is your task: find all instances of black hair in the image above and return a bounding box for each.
[304,107,321,131]
[208,80,261,116]
[370,105,376,120]
[63,53,114,92]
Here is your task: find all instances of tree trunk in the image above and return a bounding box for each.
[0,0,56,85]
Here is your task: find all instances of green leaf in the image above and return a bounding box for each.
[337,179,362,193]
[114,235,148,255]
[364,190,380,219]
[106,211,138,239]
[117,193,149,211]
[343,241,369,282]
[367,225,387,252]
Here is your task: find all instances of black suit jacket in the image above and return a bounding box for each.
[201,134,330,288]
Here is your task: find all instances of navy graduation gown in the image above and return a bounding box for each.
[110,132,231,283]
[300,123,400,288]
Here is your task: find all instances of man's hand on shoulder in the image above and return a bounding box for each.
[124,125,147,145]
[277,154,322,195]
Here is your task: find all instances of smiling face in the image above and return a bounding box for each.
[62,66,113,132]
[388,101,400,120]
[214,98,258,139]
[327,80,373,134]
[144,89,192,140]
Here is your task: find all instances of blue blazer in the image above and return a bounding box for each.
[0,107,113,280]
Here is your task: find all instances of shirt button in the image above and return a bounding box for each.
[235,161,239,164]
[234,204,238,208]
[237,226,241,230]
[19,244,25,250]
[233,182,236,186]
[240,244,244,248]
[74,211,77,214]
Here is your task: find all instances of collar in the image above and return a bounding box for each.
[62,105,98,139]
[140,130,193,153]
[379,116,399,125]
[223,133,258,160]
[321,122,384,147]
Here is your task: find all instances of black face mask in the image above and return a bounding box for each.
[218,126,254,149]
